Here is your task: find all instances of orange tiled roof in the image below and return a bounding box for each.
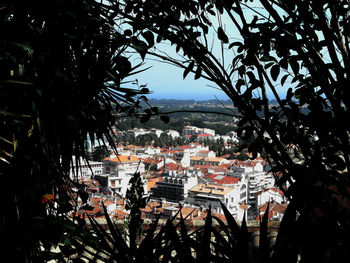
[147,177,163,191]
[190,184,235,196]
[107,155,140,163]
[258,202,288,219]
[211,176,239,185]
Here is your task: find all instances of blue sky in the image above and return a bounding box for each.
[136,58,230,101]
[129,3,286,102]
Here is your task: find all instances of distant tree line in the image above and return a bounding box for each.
[116,116,236,136]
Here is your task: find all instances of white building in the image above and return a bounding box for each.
[190,156,230,166]
[256,187,287,207]
[69,156,104,180]
[151,173,198,202]
[174,145,197,156]
[94,169,132,197]
[165,130,180,139]
[106,169,132,197]
[104,154,145,175]
[182,125,215,136]
[226,131,239,141]
[150,128,163,137]
[197,150,216,158]
[180,152,191,168]
[144,147,161,155]
[187,184,247,219]
[118,128,150,139]
[227,163,275,217]
[197,133,214,141]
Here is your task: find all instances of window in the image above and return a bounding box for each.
[111,180,115,187]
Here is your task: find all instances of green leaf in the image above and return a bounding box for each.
[271,64,280,81]
[218,27,229,43]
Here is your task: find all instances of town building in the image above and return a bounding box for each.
[182,125,215,136]
[190,156,230,166]
[227,162,275,219]
[187,183,248,220]
[197,150,216,158]
[150,172,198,202]
[69,156,104,180]
[149,128,163,137]
[165,130,180,138]
[256,187,287,207]
[94,169,132,197]
[104,154,145,175]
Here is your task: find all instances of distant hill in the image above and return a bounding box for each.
[147,98,234,107]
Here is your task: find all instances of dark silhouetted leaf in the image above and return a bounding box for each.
[160,115,169,123]
[195,66,202,79]
[81,205,94,211]
[183,61,195,79]
[281,74,289,86]
[218,26,229,43]
[140,114,151,123]
[271,64,280,81]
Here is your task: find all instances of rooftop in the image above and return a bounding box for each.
[190,184,235,196]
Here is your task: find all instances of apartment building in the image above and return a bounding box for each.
[227,162,274,219]
[104,154,145,175]
[69,156,104,180]
[256,187,287,207]
[182,125,215,136]
[150,173,198,202]
[187,183,247,220]
[190,156,230,166]
[94,169,133,197]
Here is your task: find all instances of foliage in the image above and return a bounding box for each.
[87,175,273,262]
[116,103,237,135]
[0,0,153,260]
[120,0,350,262]
[124,172,148,252]
[90,145,111,162]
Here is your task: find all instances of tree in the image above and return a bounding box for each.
[0,0,153,260]
[122,1,350,262]
[90,145,111,162]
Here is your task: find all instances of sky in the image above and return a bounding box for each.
[135,58,230,101]
[125,10,240,102]
[126,2,285,102]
